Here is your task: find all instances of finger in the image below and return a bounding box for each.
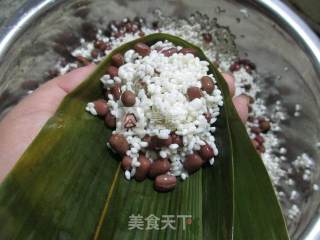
[232,94,250,123]
[53,64,96,93]
[0,65,96,182]
[222,72,235,97]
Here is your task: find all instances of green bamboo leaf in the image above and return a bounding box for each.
[0,33,288,240]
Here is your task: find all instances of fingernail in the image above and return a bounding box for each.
[239,94,252,105]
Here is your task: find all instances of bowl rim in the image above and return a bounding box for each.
[0,0,319,239]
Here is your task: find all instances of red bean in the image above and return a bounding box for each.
[199,144,214,161]
[200,76,215,94]
[91,49,99,58]
[104,111,116,128]
[257,145,265,154]
[247,116,254,122]
[21,80,39,90]
[109,134,129,155]
[244,64,253,73]
[154,174,177,192]
[157,136,172,148]
[135,154,151,181]
[122,156,132,170]
[47,69,59,79]
[81,22,97,41]
[143,135,158,150]
[259,119,271,133]
[121,90,136,107]
[94,40,110,51]
[113,32,123,38]
[124,22,134,33]
[110,83,122,101]
[179,48,197,56]
[183,153,204,173]
[111,53,124,67]
[133,42,150,56]
[161,48,178,57]
[171,133,183,146]
[93,99,108,116]
[149,158,171,178]
[202,33,212,43]
[187,87,202,101]
[255,135,265,145]
[248,95,254,104]
[251,127,261,134]
[106,65,118,78]
[138,31,145,37]
[229,63,241,72]
[238,59,256,70]
[203,112,212,123]
[77,56,91,66]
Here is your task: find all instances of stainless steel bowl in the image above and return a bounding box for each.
[0,0,319,239]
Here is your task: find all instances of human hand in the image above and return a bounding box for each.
[0,68,248,182]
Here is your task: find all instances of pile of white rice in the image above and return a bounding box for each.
[86,40,223,180]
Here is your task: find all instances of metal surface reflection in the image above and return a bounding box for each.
[0,0,319,239]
